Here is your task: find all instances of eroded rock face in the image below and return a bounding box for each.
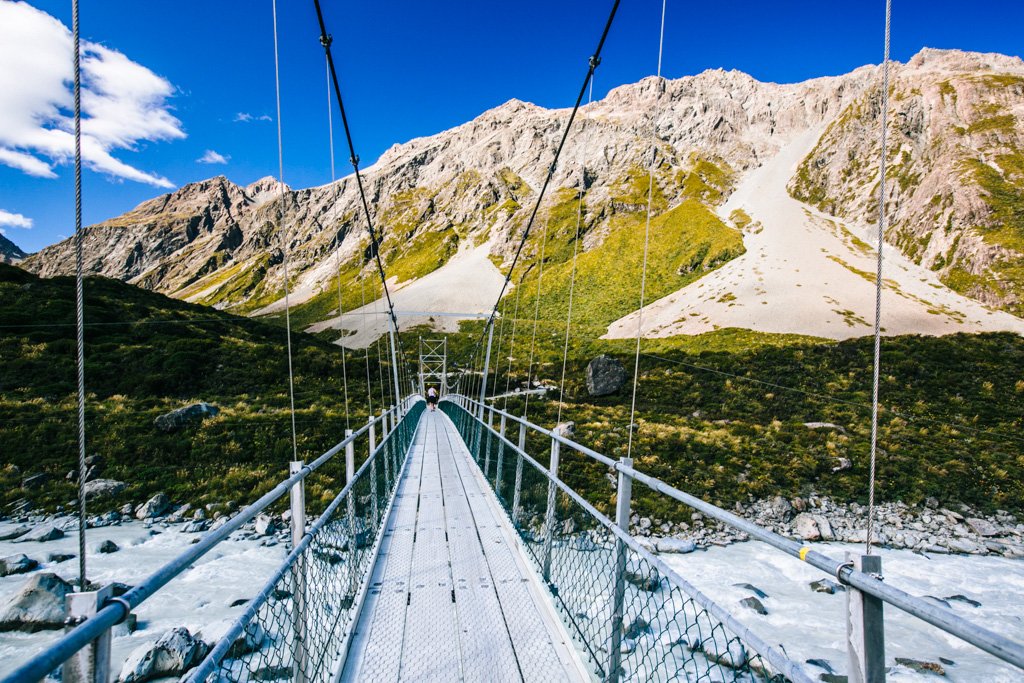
[118,627,209,683]
[586,355,627,397]
[0,573,74,632]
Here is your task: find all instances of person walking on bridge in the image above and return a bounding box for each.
[426,386,438,411]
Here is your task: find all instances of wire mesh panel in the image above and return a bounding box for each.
[190,401,425,683]
[441,400,795,683]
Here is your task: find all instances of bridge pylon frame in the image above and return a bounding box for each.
[418,337,447,397]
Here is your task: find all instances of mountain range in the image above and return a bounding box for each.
[21,48,1024,344]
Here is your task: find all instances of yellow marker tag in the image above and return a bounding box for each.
[799,546,810,562]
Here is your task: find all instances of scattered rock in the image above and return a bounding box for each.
[895,657,946,676]
[803,422,847,434]
[820,674,849,683]
[136,493,171,520]
[47,552,75,563]
[0,554,39,577]
[118,627,209,682]
[228,598,249,607]
[196,618,266,658]
[0,525,31,541]
[655,537,696,554]
[624,559,660,592]
[946,537,980,554]
[0,573,74,632]
[153,403,220,433]
[553,421,576,439]
[21,473,51,490]
[739,596,768,615]
[254,515,277,536]
[944,594,981,608]
[733,583,768,599]
[806,658,834,673]
[585,355,627,396]
[12,525,64,544]
[112,613,138,638]
[181,519,211,534]
[98,540,119,554]
[624,617,651,640]
[793,513,821,541]
[810,579,844,594]
[965,518,1000,537]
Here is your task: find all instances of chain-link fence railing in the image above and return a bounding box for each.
[186,400,425,683]
[442,399,808,683]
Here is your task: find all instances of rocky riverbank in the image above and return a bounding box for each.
[627,495,1024,559]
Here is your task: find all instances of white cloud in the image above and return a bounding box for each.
[0,210,33,229]
[197,149,229,164]
[0,2,184,188]
[234,112,271,123]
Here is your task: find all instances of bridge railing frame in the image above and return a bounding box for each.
[2,396,423,683]
[447,394,1024,680]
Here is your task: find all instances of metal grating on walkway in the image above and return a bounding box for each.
[341,411,587,682]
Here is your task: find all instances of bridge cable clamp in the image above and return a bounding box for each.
[106,596,133,625]
[589,55,602,69]
[320,33,333,48]
[835,560,855,585]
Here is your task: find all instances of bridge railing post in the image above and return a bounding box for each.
[288,460,308,683]
[542,429,561,582]
[607,457,633,683]
[62,584,113,683]
[483,407,493,478]
[847,553,886,683]
[512,421,526,526]
[345,430,357,598]
[495,413,507,494]
[368,417,380,526]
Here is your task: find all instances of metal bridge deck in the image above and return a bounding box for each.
[342,410,586,682]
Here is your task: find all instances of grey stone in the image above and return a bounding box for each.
[947,537,980,554]
[966,517,1000,537]
[21,473,50,490]
[196,618,266,658]
[47,552,75,563]
[655,537,696,554]
[181,519,211,534]
[0,573,74,632]
[944,594,981,608]
[0,554,38,577]
[733,583,768,599]
[624,559,660,592]
[153,402,220,433]
[810,579,844,594]
[98,540,119,554]
[803,422,847,434]
[806,658,834,673]
[739,596,768,615]
[585,355,626,396]
[553,421,575,438]
[136,493,171,520]
[118,627,209,682]
[623,617,651,640]
[254,515,277,536]
[895,658,946,676]
[12,524,64,544]
[792,513,820,541]
[0,525,30,541]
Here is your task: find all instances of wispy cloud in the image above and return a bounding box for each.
[197,149,229,164]
[0,209,33,229]
[0,2,184,188]
[234,112,272,123]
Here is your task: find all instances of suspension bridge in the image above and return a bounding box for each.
[5,0,1024,682]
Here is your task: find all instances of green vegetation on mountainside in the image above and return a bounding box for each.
[0,264,398,514]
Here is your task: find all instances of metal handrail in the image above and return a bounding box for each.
[1,403,409,683]
[451,400,814,683]
[455,394,1024,672]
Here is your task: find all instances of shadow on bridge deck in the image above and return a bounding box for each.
[341,410,588,682]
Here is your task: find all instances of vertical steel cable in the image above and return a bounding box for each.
[360,278,373,414]
[626,0,667,460]
[501,278,524,411]
[71,0,87,591]
[556,77,596,426]
[491,297,509,402]
[866,0,893,555]
[271,0,299,460]
[374,285,388,409]
[325,51,351,430]
[522,218,550,419]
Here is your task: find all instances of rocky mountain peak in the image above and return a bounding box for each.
[907,47,1024,74]
[0,233,27,264]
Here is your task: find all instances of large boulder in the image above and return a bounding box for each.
[585,355,627,397]
[0,525,31,541]
[12,524,64,544]
[118,627,209,682]
[83,479,126,501]
[136,493,171,520]
[0,554,39,577]
[21,473,51,490]
[792,513,821,541]
[966,518,1000,537]
[0,573,74,632]
[154,403,219,433]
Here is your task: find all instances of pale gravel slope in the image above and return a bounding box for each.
[307,241,506,348]
[605,128,1024,341]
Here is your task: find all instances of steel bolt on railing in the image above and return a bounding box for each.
[448,395,1024,683]
[3,400,424,683]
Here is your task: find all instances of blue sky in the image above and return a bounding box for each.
[1,0,1022,253]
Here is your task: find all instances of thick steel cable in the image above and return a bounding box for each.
[866,0,893,555]
[458,0,621,372]
[626,0,667,460]
[522,218,551,419]
[325,51,351,430]
[556,77,596,425]
[374,284,389,409]
[490,296,509,403]
[71,0,87,591]
[271,0,299,460]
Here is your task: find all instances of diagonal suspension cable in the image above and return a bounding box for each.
[456,0,622,390]
[71,0,88,591]
[522,219,550,419]
[271,0,299,461]
[866,0,893,555]
[625,0,668,460]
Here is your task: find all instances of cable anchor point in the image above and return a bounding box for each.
[320,33,333,48]
[589,55,602,70]
[350,155,360,169]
